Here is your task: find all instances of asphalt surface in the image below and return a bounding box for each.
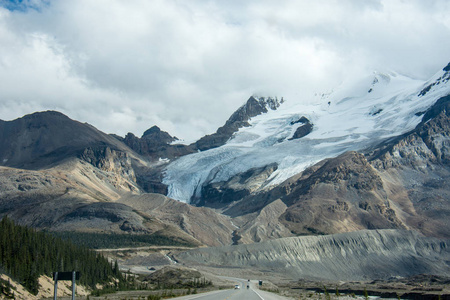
[171,277,294,300]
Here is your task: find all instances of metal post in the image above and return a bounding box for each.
[72,271,76,300]
[53,272,58,300]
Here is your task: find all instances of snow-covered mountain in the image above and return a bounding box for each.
[163,65,450,203]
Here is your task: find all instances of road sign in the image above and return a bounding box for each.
[53,271,80,281]
[53,272,81,300]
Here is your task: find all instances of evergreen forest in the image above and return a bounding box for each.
[0,216,123,295]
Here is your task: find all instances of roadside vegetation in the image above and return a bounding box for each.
[90,266,213,298]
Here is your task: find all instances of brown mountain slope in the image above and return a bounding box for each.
[0,158,234,246]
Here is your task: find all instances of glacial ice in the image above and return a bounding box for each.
[163,69,450,203]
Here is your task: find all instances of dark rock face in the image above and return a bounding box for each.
[418,70,450,97]
[123,127,195,160]
[289,116,313,140]
[198,163,278,208]
[135,165,169,194]
[142,126,176,143]
[443,62,450,72]
[137,179,168,195]
[194,96,283,151]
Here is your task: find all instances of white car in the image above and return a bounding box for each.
[234,284,240,289]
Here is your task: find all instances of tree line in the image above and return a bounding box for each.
[50,230,196,249]
[0,216,123,295]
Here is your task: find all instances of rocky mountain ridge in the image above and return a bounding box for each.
[0,63,449,253]
[0,111,236,246]
[117,96,284,160]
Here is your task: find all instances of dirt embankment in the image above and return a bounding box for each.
[175,229,450,282]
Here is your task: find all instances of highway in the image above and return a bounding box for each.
[171,278,294,300]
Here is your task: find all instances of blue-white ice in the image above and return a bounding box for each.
[163,69,450,203]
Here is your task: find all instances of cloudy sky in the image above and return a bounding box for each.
[0,0,449,140]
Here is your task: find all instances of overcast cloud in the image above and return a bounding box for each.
[0,0,449,140]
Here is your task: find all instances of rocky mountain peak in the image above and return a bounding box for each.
[443,62,450,72]
[143,125,162,135]
[194,96,283,151]
[142,125,177,144]
[2,110,74,130]
[228,96,283,124]
[19,110,69,121]
[0,110,128,169]
[123,126,194,162]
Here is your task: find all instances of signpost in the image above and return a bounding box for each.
[52,271,80,300]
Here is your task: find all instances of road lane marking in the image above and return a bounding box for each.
[177,288,243,300]
[252,288,265,300]
[223,290,240,300]
[179,289,234,299]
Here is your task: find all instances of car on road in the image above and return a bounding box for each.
[234,284,240,289]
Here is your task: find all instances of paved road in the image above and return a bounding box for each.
[172,278,294,300]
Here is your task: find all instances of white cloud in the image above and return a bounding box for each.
[0,0,449,140]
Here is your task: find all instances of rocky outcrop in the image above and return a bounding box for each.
[122,126,196,160]
[80,146,139,192]
[175,229,450,281]
[194,96,283,151]
[198,163,278,207]
[418,68,450,97]
[289,116,313,140]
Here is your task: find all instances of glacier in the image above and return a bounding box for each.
[163,68,450,203]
